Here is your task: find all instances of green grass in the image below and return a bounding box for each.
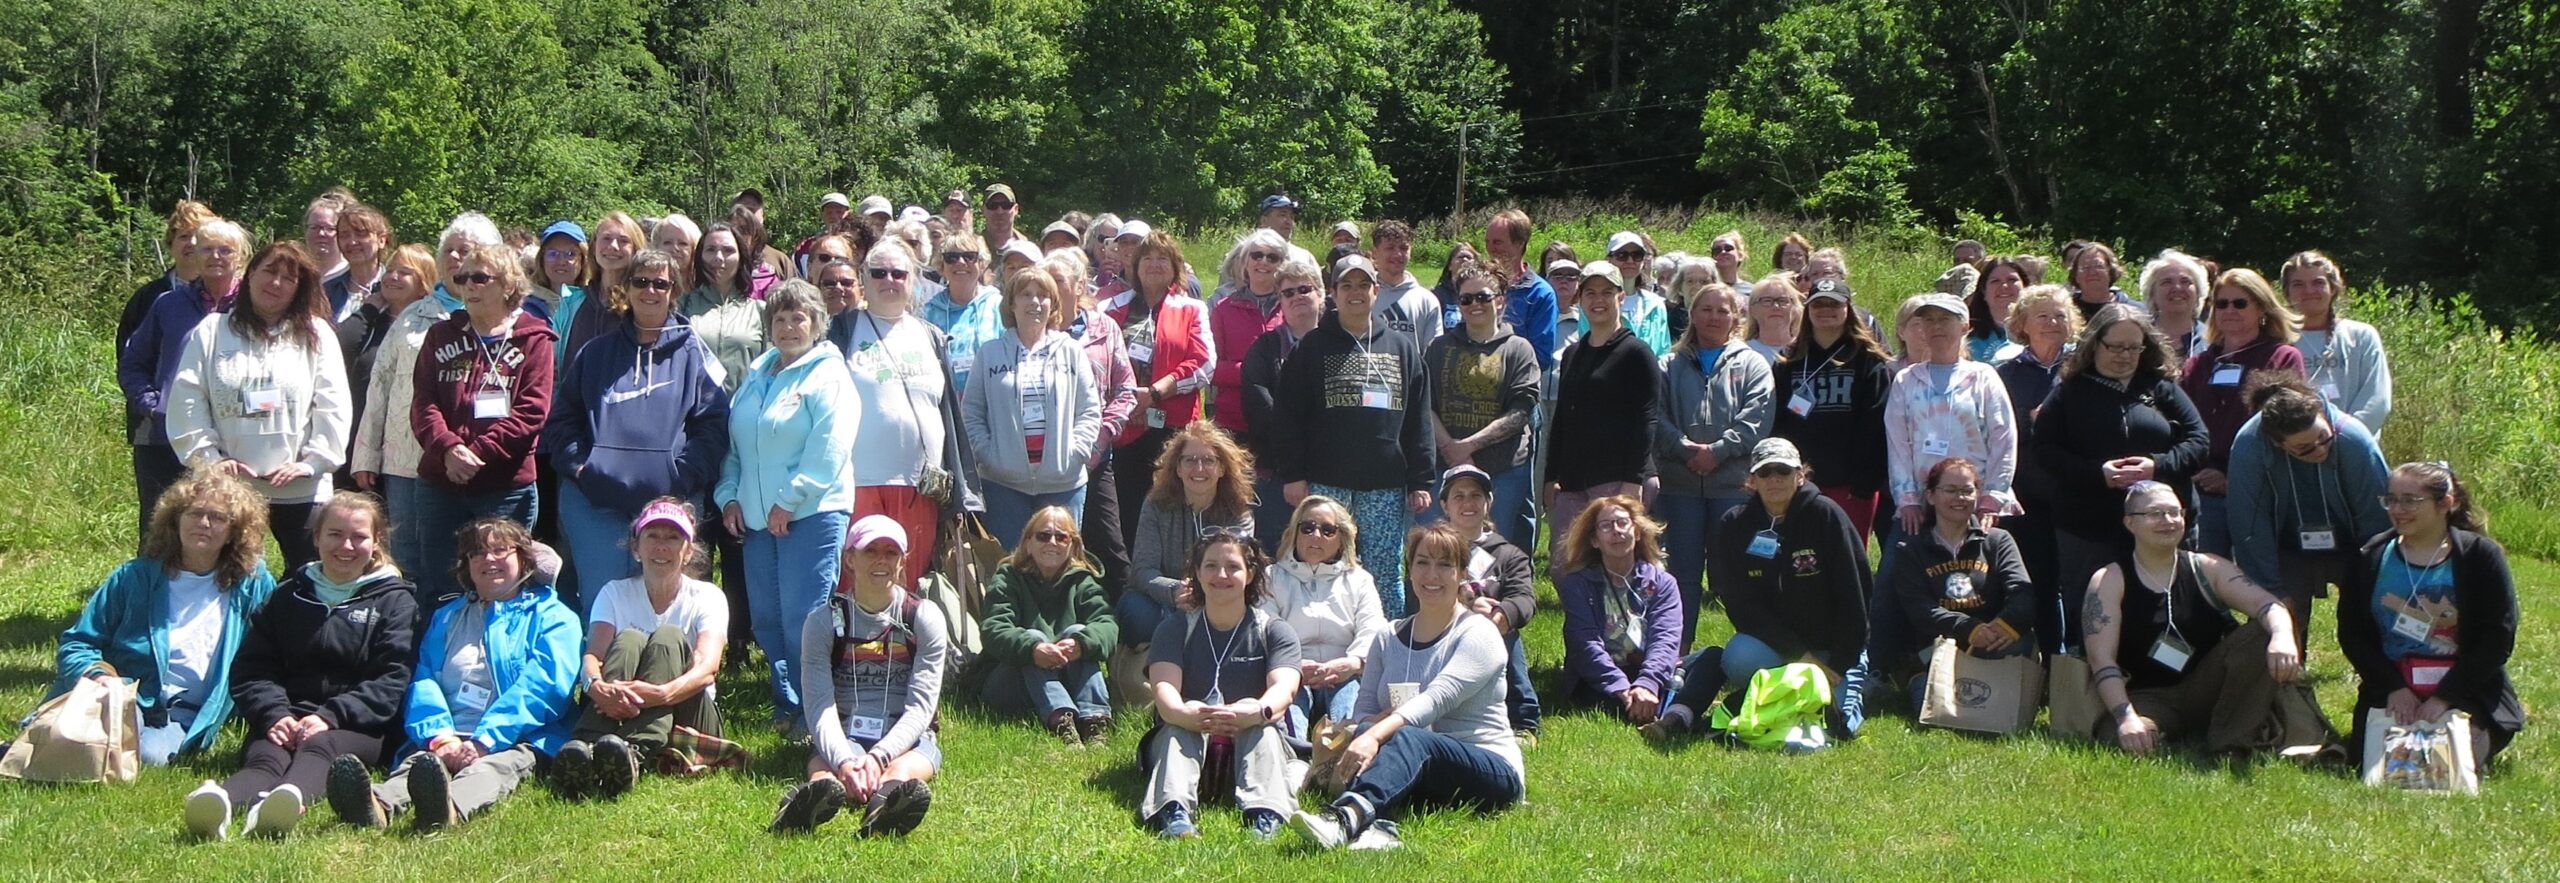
[3,214,2555,878]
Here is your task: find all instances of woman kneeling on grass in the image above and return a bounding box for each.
[553,498,733,800]
[46,468,275,768]
[185,492,417,839]
[978,506,1119,747]
[327,517,581,832]
[2339,462,2525,775]
[1137,530,1302,840]
[1292,523,1525,851]
[2084,481,2317,757]
[768,515,945,837]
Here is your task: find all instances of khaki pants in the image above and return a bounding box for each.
[2112,621,2326,753]
[574,626,719,750]
[375,745,538,821]
[1140,724,1294,817]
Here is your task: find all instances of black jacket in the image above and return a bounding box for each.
[1547,327,1660,491]
[1471,527,1537,632]
[1708,483,1870,663]
[1238,324,1299,468]
[1891,524,2036,652]
[2031,371,2209,540]
[1271,309,1433,492]
[2342,529,2525,739]
[1772,340,1889,495]
[228,567,420,738]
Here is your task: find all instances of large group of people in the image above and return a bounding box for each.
[22,184,2522,850]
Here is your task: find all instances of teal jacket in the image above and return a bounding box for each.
[50,558,277,755]
[716,342,861,521]
[404,579,583,756]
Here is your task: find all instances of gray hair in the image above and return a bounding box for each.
[764,279,831,332]
[438,212,504,250]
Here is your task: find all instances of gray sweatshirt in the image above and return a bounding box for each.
[961,329,1103,494]
[1128,500,1254,607]
[1353,612,1523,789]
[1651,339,1775,498]
[799,587,948,769]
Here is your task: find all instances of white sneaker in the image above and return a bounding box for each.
[183,780,231,840]
[1351,820,1404,851]
[1781,722,1830,755]
[242,784,304,838]
[1288,809,1349,850]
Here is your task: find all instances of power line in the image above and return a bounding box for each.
[1507,99,1708,126]
[1476,151,1704,184]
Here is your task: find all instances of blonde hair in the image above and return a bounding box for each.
[1558,494,1664,574]
[2208,268,2303,346]
[312,491,398,574]
[1001,506,1099,574]
[1281,496,1359,567]
[2003,284,2082,344]
[141,467,269,587]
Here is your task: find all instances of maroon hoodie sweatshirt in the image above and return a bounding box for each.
[412,307,558,493]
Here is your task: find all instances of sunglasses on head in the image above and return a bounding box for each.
[1297,522,1343,537]
[454,272,498,286]
[629,277,674,291]
[1457,291,1498,305]
[868,268,912,280]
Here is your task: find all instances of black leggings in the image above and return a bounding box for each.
[220,728,386,810]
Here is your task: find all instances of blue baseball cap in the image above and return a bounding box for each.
[539,220,588,244]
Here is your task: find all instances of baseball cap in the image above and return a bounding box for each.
[1332,254,1378,284]
[1257,193,1300,213]
[983,183,1017,204]
[1331,220,1360,239]
[1807,277,1855,304]
[1577,259,1625,290]
[1748,437,1806,472]
[857,194,893,218]
[1909,291,1969,318]
[1439,464,1493,496]
[1039,220,1081,243]
[1546,258,1584,277]
[730,187,765,207]
[539,220,588,244]
[999,239,1044,266]
[846,514,909,554]
[1116,220,1152,241]
[631,498,696,541]
[819,192,853,209]
[943,189,969,207]
[899,206,930,224]
[1606,231,1649,257]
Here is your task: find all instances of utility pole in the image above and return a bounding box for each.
[1454,121,1470,223]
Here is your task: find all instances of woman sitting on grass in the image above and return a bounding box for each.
[978,506,1119,747]
[46,468,276,767]
[1261,495,1387,739]
[1555,494,1682,727]
[1888,458,2034,710]
[327,517,581,832]
[1291,523,1525,851]
[553,498,732,801]
[768,515,945,837]
[1119,421,1257,651]
[1137,530,1301,840]
[184,492,416,840]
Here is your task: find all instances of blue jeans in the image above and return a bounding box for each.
[1504,630,1542,733]
[979,631,1109,720]
[744,509,848,723]
[380,475,430,611]
[1253,474,1293,556]
[1337,727,1523,818]
[414,482,539,610]
[1286,680,1364,738]
[554,480,635,616]
[1657,491,1750,651]
[2193,491,2231,557]
[1311,483,1409,618]
[980,482,1086,550]
[1671,635,1853,733]
[1116,590,1171,649]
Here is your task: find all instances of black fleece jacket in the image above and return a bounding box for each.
[228,567,420,738]
[1271,309,1434,492]
[1708,483,1870,663]
[1891,524,2037,651]
[2030,371,2209,540]
[1547,327,1660,491]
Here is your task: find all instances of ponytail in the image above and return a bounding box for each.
[2395,461,2486,534]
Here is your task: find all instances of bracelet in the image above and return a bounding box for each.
[2094,666,2126,683]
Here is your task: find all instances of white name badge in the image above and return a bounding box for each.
[850,715,886,741]
[950,353,975,375]
[1788,393,1813,418]
[1920,437,1952,458]
[1388,682,1421,707]
[2149,633,2194,673]
[1128,343,1154,364]
[473,390,509,420]
[1747,530,1781,559]
[2299,529,2337,551]
[1146,407,1167,429]
[452,682,493,714]
[1022,396,1046,426]
[2392,609,2435,642]
[1360,384,1394,409]
[2318,382,2342,401]
[242,386,283,415]
[2211,364,2243,386]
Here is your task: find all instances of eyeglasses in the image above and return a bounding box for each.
[2281,428,2336,460]
[2098,341,2146,355]
[1750,297,1794,308]
[180,506,235,526]
[942,252,981,264]
[1031,529,1073,544]
[1457,291,1498,306]
[198,246,239,259]
[2125,508,2185,522]
[1248,251,1281,263]
[1547,271,1582,281]
[476,542,522,558]
[630,277,675,291]
[2212,297,2255,310]
[1297,522,1343,538]
[1281,284,1321,297]
[1933,485,1980,497]
[543,248,580,261]
[454,272,498,286]
[1178,455,1220,469]
[2378,494,2441,510]
[868,268,912,281]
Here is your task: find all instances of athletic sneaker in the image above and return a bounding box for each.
[768,777,847,834]
[1351,819,1404,851]
[241,784,304,838]
[327,754,386,829]
[592,735,641,799]
[859,779,933,837]
[552,739,597,800]
[1639,708,1693,742]
[183,780,231,840]
[407,756,459,831]
[1243,808,1285,840]
[1287,808,1350,850]
[1151,802,1198,840]
[1076,713,1115,746]
[1046,710,1083,748]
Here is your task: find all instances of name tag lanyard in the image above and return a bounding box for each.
[468,317,518,419]
[2285,455,2341,552]
[1787,342,1850,417]
[2149,552,2199,672]
[2390,538,2451,643]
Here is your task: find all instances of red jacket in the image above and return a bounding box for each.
[412,308,557,493]
[1105,286,1214,447]
[1209,289,1283,430]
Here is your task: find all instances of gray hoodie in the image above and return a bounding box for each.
[1651,338,1775,498]
[961,329,1103,494]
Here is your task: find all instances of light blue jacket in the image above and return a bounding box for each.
[2228,401,2392,589]
[50,558,276,755]
[404,580,583,755]
[717,342,861,521]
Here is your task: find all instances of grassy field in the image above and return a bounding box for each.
[0,211,2550,879]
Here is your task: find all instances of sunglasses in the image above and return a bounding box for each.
[1031,529,1072,544]
[1248,251,1282,263]
[2212,297,2254,310]
[818,278,860,290]
[1281,284,1320,296]
[984,200,1015,210]
[942,252,980,264]
[1297,522,1343,538]
[1457,291,1498,306]
[629,277,675,291]
[1611,250,1648,261]
[1752,466,1797,478]
[868,268,912,281]
[454,272,498,286]
[1712,243,1738,255]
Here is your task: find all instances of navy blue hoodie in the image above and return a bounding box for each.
[544,313,730,513]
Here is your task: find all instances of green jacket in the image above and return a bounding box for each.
[980,562,1116,667]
